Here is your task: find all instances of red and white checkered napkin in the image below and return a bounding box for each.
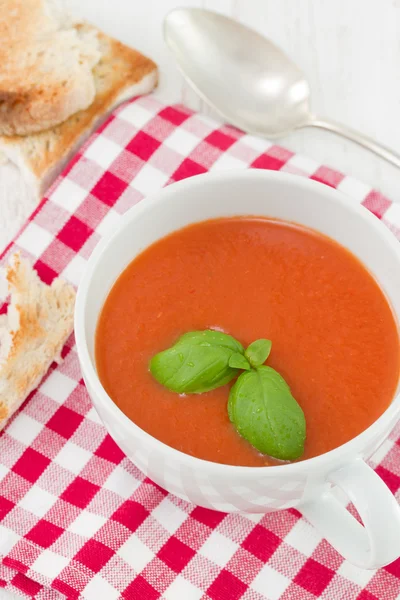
[1,95,400,600]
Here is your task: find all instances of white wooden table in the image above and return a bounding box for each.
[1,0,400,253]
[63,0,400,204]
[1,0,400,596]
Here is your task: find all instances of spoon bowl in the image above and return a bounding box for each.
[164,8,400,168]
[164,8,311,137]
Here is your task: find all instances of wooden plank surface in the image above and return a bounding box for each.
[1,0,399,251]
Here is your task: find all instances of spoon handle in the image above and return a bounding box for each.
[308,117,400,169]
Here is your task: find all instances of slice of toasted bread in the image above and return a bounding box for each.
[0,253,75,430]
[0,0,102,135]
[0,23,157,202]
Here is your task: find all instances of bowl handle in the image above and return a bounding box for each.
[299,458,400,569]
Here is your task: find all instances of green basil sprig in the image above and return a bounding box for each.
[245,339,272,368]
[229,353,251,371]
[228,366,305,460]
[149,330,245,393]
[150,330,306,461]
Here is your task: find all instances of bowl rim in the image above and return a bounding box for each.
[75,169,400,477]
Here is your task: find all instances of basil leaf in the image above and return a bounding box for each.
[228,366,306,460]
[229,352,251,371]
[245,339,272,368]
[150,330,244,394]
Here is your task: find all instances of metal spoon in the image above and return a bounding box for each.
[164,8,400,168]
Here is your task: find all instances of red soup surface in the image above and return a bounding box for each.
[95,218,400,466]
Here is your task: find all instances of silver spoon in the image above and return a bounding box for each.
[164,8,400,169]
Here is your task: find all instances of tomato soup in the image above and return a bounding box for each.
[95,218,400,466]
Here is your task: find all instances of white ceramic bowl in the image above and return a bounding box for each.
[75,170,400,569]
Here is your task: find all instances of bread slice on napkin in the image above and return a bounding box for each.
[0,0,102,136]
[0,3,157,203]
[0,253,75,430]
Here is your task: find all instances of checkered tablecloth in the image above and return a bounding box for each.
[1,95,400,600]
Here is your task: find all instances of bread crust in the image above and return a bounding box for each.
[0,23,157,197]
[0,0,102,135]
[0,253,75,430]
